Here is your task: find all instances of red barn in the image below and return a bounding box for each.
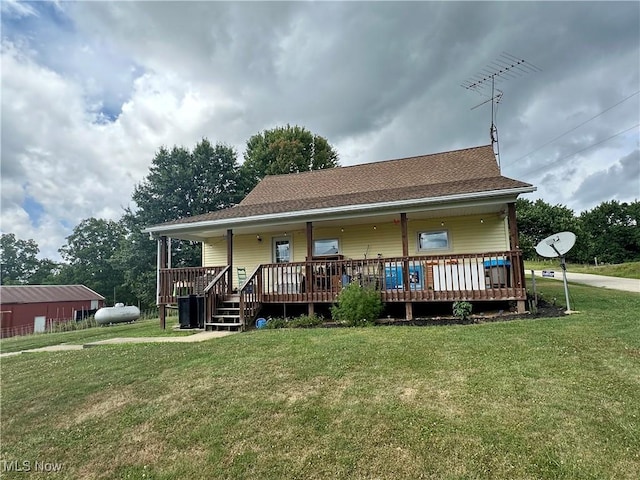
[0,285,105,338]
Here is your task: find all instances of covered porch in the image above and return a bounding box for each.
[157,249,526,330]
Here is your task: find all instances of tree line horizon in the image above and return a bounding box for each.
[2,125,638,310]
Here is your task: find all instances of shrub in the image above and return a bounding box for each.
[264,315,324,329]
[331,282,382,327]
[452,301,472,321]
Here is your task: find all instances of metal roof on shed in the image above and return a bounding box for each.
[0,285,105,304]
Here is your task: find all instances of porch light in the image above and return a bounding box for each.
[341,227,344,232]
[440,221,445,226]
[373,225,377,230]
[480,218,484,224]
[256,235,262,242]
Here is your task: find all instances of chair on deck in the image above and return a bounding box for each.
[237,267,247,290]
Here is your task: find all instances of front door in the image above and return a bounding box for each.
[273,237,291,263]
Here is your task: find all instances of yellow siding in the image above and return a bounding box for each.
[202,214,510,281]
[408,215,509,255]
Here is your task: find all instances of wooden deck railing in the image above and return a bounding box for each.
[158,251,525,307]
[260,251,525,303]
[158,266,226,304]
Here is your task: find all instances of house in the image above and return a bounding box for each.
[144,145,535,330]
[0,285,105,337]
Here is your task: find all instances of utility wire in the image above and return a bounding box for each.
[506,89,640,166]
[521,123,640,177]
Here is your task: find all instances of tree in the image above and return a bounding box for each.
[115,139,242,309]
[58,218,132,305]
[239,124,339,194]
[516,199,586,261]
[0,233,41,284]
[579,200,640,264]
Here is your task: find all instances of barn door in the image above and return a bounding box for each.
[34,316,46,333]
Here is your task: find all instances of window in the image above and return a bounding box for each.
[418,230,449,251]
[313,238,340,256]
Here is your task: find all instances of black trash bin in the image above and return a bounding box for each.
[178,296,192,329]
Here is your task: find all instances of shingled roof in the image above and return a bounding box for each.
[151,145,533,229]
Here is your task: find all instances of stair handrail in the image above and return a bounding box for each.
[204,266,230,293]
[238,265,263,328]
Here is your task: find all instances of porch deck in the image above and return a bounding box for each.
[158,251,526,329]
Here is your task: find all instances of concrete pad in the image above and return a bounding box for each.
[83,330,236,347]
[1,331,236,357]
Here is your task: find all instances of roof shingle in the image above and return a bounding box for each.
[151,145,533,229]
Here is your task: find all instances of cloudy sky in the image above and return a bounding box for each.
[2,1,639,260]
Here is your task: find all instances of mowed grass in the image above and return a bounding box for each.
[1,284,639,479]
[0,315,191,354]
[525,260,640,279]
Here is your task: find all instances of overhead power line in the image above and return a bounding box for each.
[521,123,640,177]
[506,89,640,166]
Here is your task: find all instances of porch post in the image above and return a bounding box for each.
[507,202,526,313]
[159,235,168,329]
[227,229,233,295]
[401,213,409,257]
[306,221,314,315]
[401,212,410,295]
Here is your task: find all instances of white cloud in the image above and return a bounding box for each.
[1,1,639,261]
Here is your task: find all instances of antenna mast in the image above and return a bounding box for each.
[461,52,541,169]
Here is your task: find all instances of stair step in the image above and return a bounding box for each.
[213,314,240,319]
[218,307,240,312]
[205,322,243,327]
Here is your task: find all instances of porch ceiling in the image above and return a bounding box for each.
[161,202,509,242]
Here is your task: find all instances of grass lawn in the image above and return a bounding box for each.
[0,314,193,354]
[1,283,638,479]
[524,260,640,279]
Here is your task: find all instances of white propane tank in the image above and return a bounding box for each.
[95,303,141,325]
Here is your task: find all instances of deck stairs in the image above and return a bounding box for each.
[204,294,244,331]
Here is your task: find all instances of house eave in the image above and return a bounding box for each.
[144,186,535,238]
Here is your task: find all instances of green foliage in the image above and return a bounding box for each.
[240,124,339,194]
[264,314,324,329]
[115,138,242,309]
[58,217,132,305]
[516,198,585,261]
[517,199,640,265]
[452,301,473,321]
[0,233,41,284]
[331,282,382,326]
[579,200,640,264]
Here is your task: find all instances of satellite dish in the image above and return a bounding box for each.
[534,231,577,314]
[535,232,576,258]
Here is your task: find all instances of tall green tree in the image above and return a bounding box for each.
[516,199,586,261]
[579,200,640,264]
[115,139,242,308]
[0,233,41,284]
[239,124,339,194]
[58,218,132,305]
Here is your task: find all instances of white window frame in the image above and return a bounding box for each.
[313,238,340,257]
[417,230,450,252]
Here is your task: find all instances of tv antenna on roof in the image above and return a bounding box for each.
[535,231,577,313]
[461,52,541,169]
